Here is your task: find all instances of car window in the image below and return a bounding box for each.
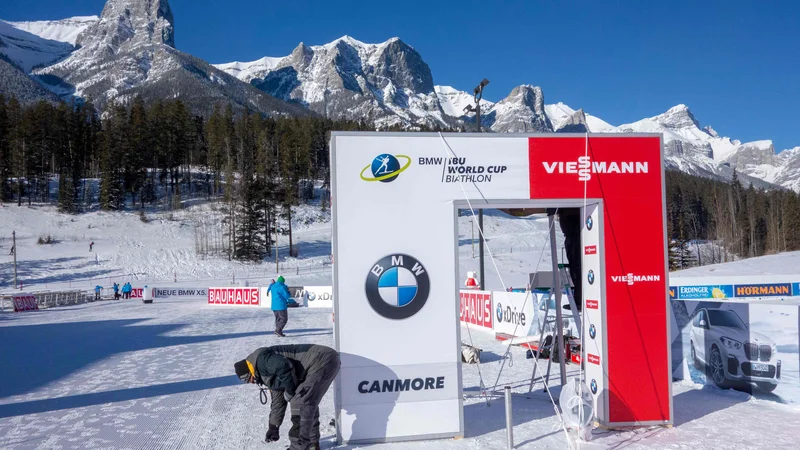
[707,309,747,329]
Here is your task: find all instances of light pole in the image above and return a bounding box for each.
[464,78,489,289]
[12,230,18,289]
[470,218,475,258]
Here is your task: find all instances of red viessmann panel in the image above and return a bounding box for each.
[528,136,669,424]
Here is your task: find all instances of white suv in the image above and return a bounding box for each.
[689,308,780,392]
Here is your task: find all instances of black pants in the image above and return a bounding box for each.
[274,310,288,334]
[558,208,582,307]
[269,347,341,449]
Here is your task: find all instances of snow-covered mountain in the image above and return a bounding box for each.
[1,2,797,191]
[215,35,449,128]
[0,19,76,73]
[8,15,98,46]
[14,0,305,118]
[434,85,492,118]
[545,103,614,132]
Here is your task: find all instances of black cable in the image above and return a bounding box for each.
[260,388,269,405]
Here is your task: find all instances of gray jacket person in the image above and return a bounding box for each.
[235,344,340,450]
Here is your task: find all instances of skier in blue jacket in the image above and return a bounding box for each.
[271,276,291,337]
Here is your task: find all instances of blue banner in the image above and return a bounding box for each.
[669,287,677,300]
[734,283,792,297]
[676,285,734,300]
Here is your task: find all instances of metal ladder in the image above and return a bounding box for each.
[527,263,582,392]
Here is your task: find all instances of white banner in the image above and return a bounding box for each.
[303,286,334,308]
[490,291,535,337]
[333,134,531,443]
[152,287,208,299]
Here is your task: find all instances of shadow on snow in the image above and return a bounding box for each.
[0,318,266,400]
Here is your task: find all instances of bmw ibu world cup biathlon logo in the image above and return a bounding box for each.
[586,215,593,231]
[590,379,598,394]
[360,154,412,183]
[587,270,595,285]
[365,254,430,320]
[496,303,503,322]
[589,324,596,339]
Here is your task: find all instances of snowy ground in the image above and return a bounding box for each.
[4,203,800,448]
[3,300,800,449]
[673,250,800,277]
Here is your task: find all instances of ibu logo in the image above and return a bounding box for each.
[360,154,412,183]
[586,216,593,231]
[365,254,430,320]
[496,303,503,322]
[589,324,596,339]
[590,379,598,394]
[587,270,595,285]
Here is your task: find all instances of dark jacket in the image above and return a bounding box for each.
[245,344,335,398]
[270,282,291,311]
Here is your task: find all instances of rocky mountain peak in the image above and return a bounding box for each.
[77,0,175,52]
[369,37,433,94]
[554,108,589,133]
[653,104,701,130]
[485,84,552,133]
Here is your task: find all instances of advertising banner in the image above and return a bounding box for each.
[491,291,535,337]
[529,135,669,425]
[671,275,800,301]
[303,286,334,308]
[332,132,670,438]
[13,295,38,312]
[207,287,261,306]
[670,299,800,403]
[130,288,143,299]
[152,287,208,299]
[333,134,535,443]
[459,290,493,331]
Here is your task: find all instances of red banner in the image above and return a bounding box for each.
[207,287,261,306]
[587,354,601,365]
[584,245,597,255]
[13,295,38,312]
[529,136,669,424]
[459,291,493,330]
[586,300,599,310]
[130,288,143,298]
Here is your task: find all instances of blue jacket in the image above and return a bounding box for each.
[270,282,290,311]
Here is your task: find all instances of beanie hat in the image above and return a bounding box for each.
[277,276,285,283]
[234,359,251,383]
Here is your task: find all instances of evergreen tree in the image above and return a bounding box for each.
[99,104,127,210]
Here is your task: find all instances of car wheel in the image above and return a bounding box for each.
[708,346,727,387]
[690,342,700,369]
[756,382,778,393]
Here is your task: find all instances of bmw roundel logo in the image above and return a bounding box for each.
[360,154,412,183]
[586,216,593,231]
[365,254,430,320]
[589,324,596,339]
[587,270,595,285]
[590,379,598,394]
[496,303,503,322]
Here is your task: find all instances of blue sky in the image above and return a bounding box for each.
[1,0,798,151]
